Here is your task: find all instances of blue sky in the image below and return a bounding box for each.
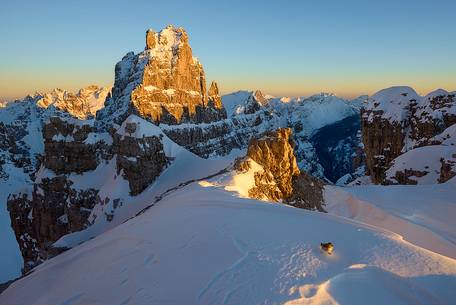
[1,0,455,99]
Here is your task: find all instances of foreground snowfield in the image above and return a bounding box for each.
[1,177,455,304]
[325,179,456,259]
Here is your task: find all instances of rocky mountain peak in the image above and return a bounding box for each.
[98,25,226,126]
[145,25,188,51]
[208,81,219,97]
[253,90,267,105]
[207,81,224,109]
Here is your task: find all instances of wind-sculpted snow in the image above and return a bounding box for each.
[1,182,455,304]
[287,265,444,305]
[325,178,456,259]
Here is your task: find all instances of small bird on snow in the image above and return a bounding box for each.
[320,242,334,255]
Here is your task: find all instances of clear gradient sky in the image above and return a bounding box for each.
[1,0,455,100]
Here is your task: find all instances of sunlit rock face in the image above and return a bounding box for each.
[245,128,300,201]
[361,87,456,184]
[98,25,226,126]
[234,128,325,211]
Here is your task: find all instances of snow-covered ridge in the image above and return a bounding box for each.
[222,90,365,121]
[117,115,163,139]
[2,85,110,120]
[364,86,419,123]
[385,145,456,184]
[364,86,455,123]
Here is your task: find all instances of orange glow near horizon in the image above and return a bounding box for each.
[2,70,455,102]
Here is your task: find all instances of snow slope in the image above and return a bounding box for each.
[325,178,456,259]
[0,165,27,282]
[430,123,456,146]
[385,145,456,184]
[1,178,455,304]
[221,90,254,117]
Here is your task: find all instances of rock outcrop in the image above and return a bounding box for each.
[439,157,456,183]
[244,128,300,200]
[362,87,456,184]
[234,128,325,211]
[43,117,112,174]
[113,118,168,195]
[97,25,226,126]
[7,176,99,273]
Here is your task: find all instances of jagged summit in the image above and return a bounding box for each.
[97,25,226,126]
[145,25,188,51]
